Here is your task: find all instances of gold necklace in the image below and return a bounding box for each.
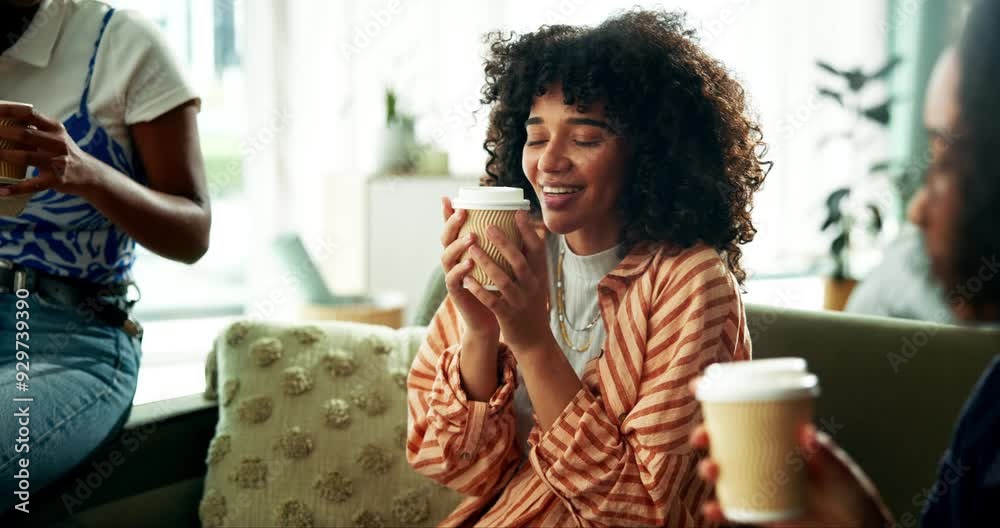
[556,247,602,353]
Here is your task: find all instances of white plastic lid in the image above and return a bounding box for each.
[451,187,530,210]
[695,357,820,402]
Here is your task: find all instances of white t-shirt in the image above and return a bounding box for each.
[512,233,623,460]
[0,0,199,283]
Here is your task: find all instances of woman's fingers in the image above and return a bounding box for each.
[700,502,729,523]
[441,233,476,271]
[0,104,62,132]
[0,175,56,196]
[486,226,533,285]
[444,259,475,292]
[689,424,711,451]
[441,196,455,222]
[468,245,522,306]
[462,274,509,315]
[697,458,719,483]
[0,149,57,167]
[440,207,467,247]
[516,210,546,272]
[0,126,63,152]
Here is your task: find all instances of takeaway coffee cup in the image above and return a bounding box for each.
[452,187,531,291]
[695,358,820,523]
[0,101,33,216]
[0,101,32,182]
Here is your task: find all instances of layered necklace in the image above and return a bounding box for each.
[555,243,604,353]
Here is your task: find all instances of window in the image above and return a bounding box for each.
[112,0,250,320]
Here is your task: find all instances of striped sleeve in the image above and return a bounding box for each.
[527,249,748,527]
[405,295,522,497]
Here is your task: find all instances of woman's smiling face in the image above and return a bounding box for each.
[521,84,631,249]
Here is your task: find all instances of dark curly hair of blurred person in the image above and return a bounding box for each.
[948,0,1000,319]
[479,9,770,284]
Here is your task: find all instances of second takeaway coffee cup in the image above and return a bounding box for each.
[695,358,820,524]
[452,187,531,291]
[0,101,33,182]
[0,101,35,217]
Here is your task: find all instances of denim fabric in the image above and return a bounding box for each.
[0,291,140,514]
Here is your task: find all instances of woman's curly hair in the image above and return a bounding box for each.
[480,9,769,284]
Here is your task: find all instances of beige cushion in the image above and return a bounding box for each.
[200,320,461,528]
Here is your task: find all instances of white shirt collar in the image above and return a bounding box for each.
[2,0,68,68]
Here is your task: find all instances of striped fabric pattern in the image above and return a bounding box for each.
[406,242,751,527]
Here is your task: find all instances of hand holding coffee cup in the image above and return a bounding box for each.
[694,358,820,524]
[451,187,531,291]
[439,194,501,339]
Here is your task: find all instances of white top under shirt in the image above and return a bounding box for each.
[512,233,624,460]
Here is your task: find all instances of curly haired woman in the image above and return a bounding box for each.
[407,9,768,527]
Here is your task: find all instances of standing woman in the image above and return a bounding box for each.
[0,0,210,511]
[407,9,767,527]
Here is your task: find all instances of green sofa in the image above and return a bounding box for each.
[4,304,998,527]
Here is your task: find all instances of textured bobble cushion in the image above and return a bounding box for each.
[200,320,461,528]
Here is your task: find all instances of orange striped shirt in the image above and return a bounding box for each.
[406,242,751,527]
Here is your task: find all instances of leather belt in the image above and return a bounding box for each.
[0,260,143,338]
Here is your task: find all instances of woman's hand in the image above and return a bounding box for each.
[440,197,500,341]
[0,104,102,199]
[462,209,551,353]
[689,415,893,528]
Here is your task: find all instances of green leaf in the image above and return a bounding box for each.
[826,187,851,212]
[821,211,840,231]
[868,204,883,233]
[816,60,844,77]
[818,88,844,106]
[872,56,903,80]
[862,99,893,126]
[831,232,849,257]
[845,69,867,92]
[869,160,893,173]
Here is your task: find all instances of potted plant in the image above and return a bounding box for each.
[815,56,900,310]
[377,87,418,175]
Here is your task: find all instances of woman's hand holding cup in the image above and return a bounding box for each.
[688,373,893,528]
[440,196,500,343]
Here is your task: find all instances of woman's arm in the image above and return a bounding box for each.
[406,295,522,496]
[85,102,210,264]
[0,102,211,264]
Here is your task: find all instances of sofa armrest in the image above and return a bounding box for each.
[2,394,218,526]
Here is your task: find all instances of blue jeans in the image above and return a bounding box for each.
[0,291,141,513]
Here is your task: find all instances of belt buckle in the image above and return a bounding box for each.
[0,259,24,294]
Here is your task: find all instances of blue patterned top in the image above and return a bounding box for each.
[0,8,143,285]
